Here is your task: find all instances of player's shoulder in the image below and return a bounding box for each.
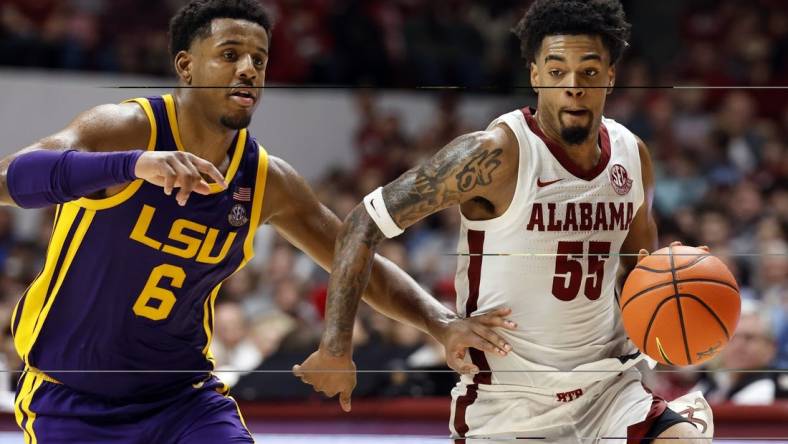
[601,116,648,153]
[262,154,308,200]
[67,101,152,152]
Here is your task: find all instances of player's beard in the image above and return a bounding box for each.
[220,113,252,130]
[560,125,591,145]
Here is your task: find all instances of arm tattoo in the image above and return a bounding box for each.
[456,149,503,191]
[322,206,384,356]
[386,133,503,228]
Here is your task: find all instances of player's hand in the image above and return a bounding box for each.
[438,307,518,375]
[134,151,227,206]
[293,348,356,412]
[637,241,710,263]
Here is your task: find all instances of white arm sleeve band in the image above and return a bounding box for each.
[363,187,404,239]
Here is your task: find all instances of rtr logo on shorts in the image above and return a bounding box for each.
[556,388,583,402]
[228,203,249,227]
[609,164,633,195]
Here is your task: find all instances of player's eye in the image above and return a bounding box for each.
[585,69,598,77]
[223,50,236,61]
[254,57,264,67]
[549,69,562,77]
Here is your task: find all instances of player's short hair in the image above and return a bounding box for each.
[513,0,631,66]
[169,0,273,58]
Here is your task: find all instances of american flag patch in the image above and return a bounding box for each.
[232,186,252,202]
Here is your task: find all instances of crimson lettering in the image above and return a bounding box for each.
[526,201,636,232]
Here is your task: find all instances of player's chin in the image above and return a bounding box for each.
[219,112,253,130]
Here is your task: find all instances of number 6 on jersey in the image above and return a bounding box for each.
[133,264,185,320]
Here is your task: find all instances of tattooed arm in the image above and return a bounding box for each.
[321,125,519,357]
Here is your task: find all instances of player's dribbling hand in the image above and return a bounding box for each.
[134,151,227,206]
[637,241,710,263]
[292,349,356,412]
[438,307,518,375]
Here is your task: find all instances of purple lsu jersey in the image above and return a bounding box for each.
[10,94,269,400]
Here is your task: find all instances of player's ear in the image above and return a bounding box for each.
[174,51,193,85]
[530,62,539,94]
[607,64,616,95]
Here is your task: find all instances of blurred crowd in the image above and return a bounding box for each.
[2,0,785,88]
[0,0,786,407]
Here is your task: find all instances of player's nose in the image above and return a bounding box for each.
[235,55,258,80]
[563,72,584,98]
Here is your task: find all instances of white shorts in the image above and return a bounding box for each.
[449,369,713,443]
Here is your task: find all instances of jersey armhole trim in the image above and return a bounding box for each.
[240,144,269,268]
[460,114,526,231]
[69,97,157,210]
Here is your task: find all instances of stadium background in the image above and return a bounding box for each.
[0,0,786,442]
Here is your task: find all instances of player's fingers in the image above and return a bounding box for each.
[192,180,213,196]
[698,245,710,253]
[445,353,463,373]
[190,155,227,189]
[458,363,480,375]
[470,335,504,356]
[292,364,304,379]
[159,160,178,196]
[471,325,510,355]
[171,157,201,206]
[670,241,683,247]
[637,249,649,263]
[339,391,352,412]
[478,308,518,329]
[471,325,512,356]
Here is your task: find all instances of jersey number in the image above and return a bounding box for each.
[551,241,611,301]
[133,264,185,321]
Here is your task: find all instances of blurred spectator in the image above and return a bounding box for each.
[693,302,788,405]
[212,300,263,387]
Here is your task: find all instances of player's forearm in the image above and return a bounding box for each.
[363,254,458,343]
[321,204,386,357]
[1,149,143,208]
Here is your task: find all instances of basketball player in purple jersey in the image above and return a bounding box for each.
[298,0,715,442]
[0,0,517,442]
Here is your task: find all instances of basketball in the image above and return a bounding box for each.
[620,245,741,366]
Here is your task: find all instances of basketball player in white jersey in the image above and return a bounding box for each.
[295,0,714,442]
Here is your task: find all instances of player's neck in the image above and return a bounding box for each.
[171,92,238,168]
[535,109,601,172]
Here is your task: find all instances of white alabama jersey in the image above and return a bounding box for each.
[454,107,646,391]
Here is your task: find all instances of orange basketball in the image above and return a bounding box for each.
[620,245,741,366]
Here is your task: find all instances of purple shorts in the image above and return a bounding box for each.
[14,370,254,443]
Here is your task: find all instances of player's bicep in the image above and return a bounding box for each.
[380,127,510,231]
[620,136,657,271]
[3,103,149,164]
[263,156,341,272]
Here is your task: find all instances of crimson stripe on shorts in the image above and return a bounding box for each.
[626,386,668,443]
[453,229,490,438]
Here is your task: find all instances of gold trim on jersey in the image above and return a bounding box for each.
[13,206,96,362]
[162,94,247,194]
[201,144,269,362]
[229,395,254,440]
[11,206,62,340]
[71,97,158,210]
[14,370,45,444]
[243,144,269,263]
[201,284,222,364]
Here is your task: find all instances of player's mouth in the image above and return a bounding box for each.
[562,108,590,118]
[228,88,257,107]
